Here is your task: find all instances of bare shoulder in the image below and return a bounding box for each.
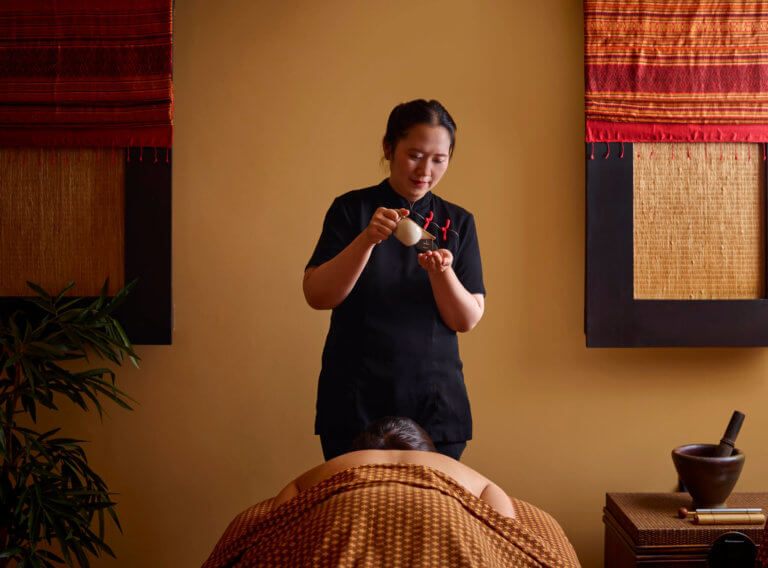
[405,451,491,496]
[293,451,377,491]
[273,450,513,517]
[301,450,492,497]
[401,453,514,517]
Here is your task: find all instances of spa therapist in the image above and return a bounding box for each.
[304,99,485,461]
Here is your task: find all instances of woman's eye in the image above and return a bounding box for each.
[409,154,422,160]
[433,158,445,164]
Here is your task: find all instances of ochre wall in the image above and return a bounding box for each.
[53,2,768,567]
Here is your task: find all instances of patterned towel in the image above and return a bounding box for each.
[202,464,580,568]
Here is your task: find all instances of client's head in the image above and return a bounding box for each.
[350,416,437,452]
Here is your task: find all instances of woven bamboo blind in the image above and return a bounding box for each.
[634,143,765,300]
[0,148,124,297]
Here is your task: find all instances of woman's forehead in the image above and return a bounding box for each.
[401,124,451,151]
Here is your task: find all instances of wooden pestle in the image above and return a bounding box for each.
[712,411,745,457]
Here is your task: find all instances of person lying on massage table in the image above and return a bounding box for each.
[273,416,515,518]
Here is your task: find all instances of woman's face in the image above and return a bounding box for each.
[387,124,451,202]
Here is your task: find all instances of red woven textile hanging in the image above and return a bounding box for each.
[0,0,173,148]
[585,0,768,143]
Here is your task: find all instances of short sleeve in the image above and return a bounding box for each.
[453,213,485,296]
[306,197,358,269]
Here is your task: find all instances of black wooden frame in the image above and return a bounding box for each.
[0,147,172,345]
[585,142,768,347]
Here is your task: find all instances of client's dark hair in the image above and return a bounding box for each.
[350,416,437,452]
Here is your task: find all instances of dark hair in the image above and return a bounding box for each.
[382,99,457,160]
[350,416,437,452]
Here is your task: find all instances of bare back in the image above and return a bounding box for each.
[273,450,515,518]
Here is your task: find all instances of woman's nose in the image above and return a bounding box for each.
[415,159,430,176]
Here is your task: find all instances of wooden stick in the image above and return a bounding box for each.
[694,513,766,525]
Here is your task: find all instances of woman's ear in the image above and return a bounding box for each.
[382,140,392,161]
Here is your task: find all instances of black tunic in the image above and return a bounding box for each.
[306,179,485,442]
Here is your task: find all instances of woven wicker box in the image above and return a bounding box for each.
[604,493,767,567]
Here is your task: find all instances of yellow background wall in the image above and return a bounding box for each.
[51,2,768,567]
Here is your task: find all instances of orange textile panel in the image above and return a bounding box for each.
[633,143,764,300]
[0,147,124,297]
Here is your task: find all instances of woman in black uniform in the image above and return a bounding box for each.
[303,99,485,461]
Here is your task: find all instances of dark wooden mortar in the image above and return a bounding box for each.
[672,443,745,509]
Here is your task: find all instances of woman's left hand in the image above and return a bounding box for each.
[417,249,453,273]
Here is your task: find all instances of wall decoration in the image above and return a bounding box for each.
[0,1,173,344]
[585,1,768,347]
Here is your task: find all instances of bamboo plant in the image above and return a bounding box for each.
[0,280,139,567]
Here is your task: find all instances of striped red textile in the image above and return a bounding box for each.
[585,1,768,142]
[0,1,173,148]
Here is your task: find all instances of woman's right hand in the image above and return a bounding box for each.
[364,207,408,245]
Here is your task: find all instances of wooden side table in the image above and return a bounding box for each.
[604,492,768,567]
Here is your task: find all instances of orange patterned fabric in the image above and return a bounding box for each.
[202,464,580,568]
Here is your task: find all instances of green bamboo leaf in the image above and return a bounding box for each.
[56,297,82,312]
[51,518,73,566]
[87,383,132,411]
[88,376,135,402]
[27,342,67,356]
[102,280,136,314]
[73,368,113,381]
[25,298,56,315]
[34,393,57,411]
[8,314,21,341]
[105,503,122,533]
[43,503,84,527]
[37,428,61,441]
[72,544,91,567]
[25,282,52,301]
[57,309,84,324]
[21,360,38,392]
[78,387,103,419]
[54,281,76,302]
[96,506,105,540]
[14,487,29,517]
[99,279,109,302]
[55,386,88,412]
[21,394,37,423]
[28,498,38,542]
[36,550,64,563]
[61,327,85,356]
[96,536,116,558]
[111,320,140,368]
[79,499,117,511]
[48,438,82,448]
[3,354,21,370]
